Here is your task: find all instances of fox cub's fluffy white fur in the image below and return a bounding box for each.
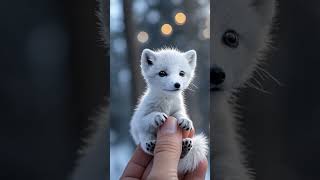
[212,0,276,179]
[130,48,208,173]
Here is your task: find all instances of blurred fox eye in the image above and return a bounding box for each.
[222,30,239,48]
[179,71,185,77]
[159,71,167,77]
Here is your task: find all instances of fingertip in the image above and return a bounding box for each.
[182,129,190,138]
[166,116,177,122]
[189,128,195,138]
[182,128,195,138]
[158,116,182,136]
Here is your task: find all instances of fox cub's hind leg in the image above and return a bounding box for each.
[145,140,156,154]
[139,112,167,155]
[181,138,193,159]
[140,133,156,155]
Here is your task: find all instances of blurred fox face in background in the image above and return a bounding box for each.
[211,0,275,93]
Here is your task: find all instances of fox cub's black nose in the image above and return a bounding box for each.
[211,66,226,85]
[174,83,181,89]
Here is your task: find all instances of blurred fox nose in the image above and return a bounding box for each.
[211,66,226,85]
[174,83,181,89]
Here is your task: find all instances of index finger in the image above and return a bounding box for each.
[120,145,153,179]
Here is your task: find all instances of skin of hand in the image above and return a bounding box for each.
[121,116,208,180]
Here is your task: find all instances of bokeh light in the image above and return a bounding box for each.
[161,24,173,36]
[137,31,149,43]
[174,12,187,25]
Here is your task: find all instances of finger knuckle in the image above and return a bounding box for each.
[154,139,180,154]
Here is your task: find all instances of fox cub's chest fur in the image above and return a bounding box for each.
[141,93,183,116]
[130,48,208,173]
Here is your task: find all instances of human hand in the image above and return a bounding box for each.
[121,116,208,180]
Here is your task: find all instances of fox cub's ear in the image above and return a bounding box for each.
[141,49,156,66]
[184,50,197,70]
[141,49,156,73]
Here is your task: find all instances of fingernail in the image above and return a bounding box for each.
[160,117,177,134]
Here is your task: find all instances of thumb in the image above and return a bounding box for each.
[149,117,182,178]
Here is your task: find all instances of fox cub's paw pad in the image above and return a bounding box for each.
[145,140,156,154]
[181,138,193,159]
[153,112,168,128]
[178,118,193,131]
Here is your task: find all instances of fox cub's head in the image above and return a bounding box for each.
[141,48,197,93]
[211,0,276,93]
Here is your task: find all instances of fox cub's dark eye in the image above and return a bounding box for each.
[179,71,185,77]
[222,30,239,48]
[159,71,167,77]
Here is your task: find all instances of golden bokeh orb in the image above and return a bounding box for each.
[161,24,173,36]
[174,12,187,25]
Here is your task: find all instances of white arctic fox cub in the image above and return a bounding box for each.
[130,48,208,173]
[212,0,276,179]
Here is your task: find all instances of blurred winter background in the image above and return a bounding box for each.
[110,0,210,179]
[0,0,107,179]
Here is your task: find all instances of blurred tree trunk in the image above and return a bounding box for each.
[123,0,143,106]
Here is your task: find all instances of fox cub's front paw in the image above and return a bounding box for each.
[152,112,168,128]
[178,117,193,131]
